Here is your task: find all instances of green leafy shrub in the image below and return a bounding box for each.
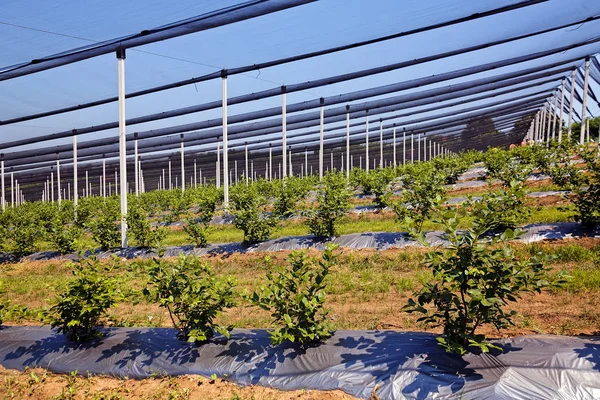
[432,155,472,185]
[307,171,351,238]
[0,281,9,325]
[404,210,558,355]
[45,207,80,254]
[231,183,278,244]
[389,163,446,234]
[572,148,600,228]
[126,202,166,249]
[86,199,121,250]
[143,255,236,344]
[251,244,338,345]
[183,185,220,247]
[484,147,532,186]
[48,257,122,342]
[183,216,211,247]
[273,176,313,218]
[466,181,529,231]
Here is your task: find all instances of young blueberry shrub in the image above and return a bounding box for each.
[466,180,529,231]
[572,147,600,228]
[483,147,532,186]
[272,176,313,218]
[45,204,81,254]
[307,171,351,238]
[404,206,561,355]
[389,163,446,234]
[48,257,122,342]
[252,244,338,345]
[230,182,278,244]
[183,185,221,247]
[126,199,167,249]
[86,198,121,250]
[143,255,236,344]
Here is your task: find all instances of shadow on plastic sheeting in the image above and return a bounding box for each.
[575,339,600,371]
[336,331,522,400]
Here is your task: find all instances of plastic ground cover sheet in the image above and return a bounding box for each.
[16,222,600,263]
[0,326,598,400]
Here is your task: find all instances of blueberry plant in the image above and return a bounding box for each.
[307,171,351,238]
[404,207,559,355]
[251,244,338,345]
[143,255,236,344]
[230,182,278,244]
[48,257,122,342]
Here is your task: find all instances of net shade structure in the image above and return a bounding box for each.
[1,0,600,246]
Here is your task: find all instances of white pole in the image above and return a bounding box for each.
[581,57,590,145]
[57,158,62,207]
[558,79,566,142]
[305,148,308,177]
[551,91,558,141]
[319,98,324,180]
[180,134,185,193]
[235,160,238,184]
[73,135,78,210]
[411,134,414,163]
[0,159,4,211]
[134,135,139,196]
[417,134,421,162]
[282,88,287,180]
[393,128,397,167]
[546,101,552,144]
[289,147,293,177]
[117,48,128,248]
[244,142,249,185]
[269,144,272,181]
[379,119,384,168]
[221,72,229,207]
[194,159,197,188]
[169,159,173,190]
[567,69,576,140]
[365,110,369,172]
[102,158,106,198]
[85,170,88,198]
[330,151,333,171]
[346,105,350,179]
[49,171,52,204]
[403,129,406,165]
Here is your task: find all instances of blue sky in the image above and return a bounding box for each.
[0,0,599,157]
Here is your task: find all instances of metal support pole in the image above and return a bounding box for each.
[559,79,566,142]
[290,146,293,177]
[581,57,590,145]
[85,170,88,198]
[319,97,324,180]
[379,119,384,168]
[567,69,576,140]
[194,159,197,188]
[0,158,3,211]
[411,133,414,163]
[49,171,52,204]
[57,158,61,207]
[281,87,287,180]
[393,128,397,167]
[102,157,106,198]
[552,91,558,141]
[403,128,406,165]
[269,144,272,181]
[244,142,249,185]
[221,71,229,207]
[418,134,421,162]
[365,110,369,172]
[180,134,185,193]
[117,48,128,248]
[305,147,308,177]
[134,134,139,196]
[346,105,350,180]
[169,159,172,190]
[73,135,78,210]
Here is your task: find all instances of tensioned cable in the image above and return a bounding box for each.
[0,0,557,125]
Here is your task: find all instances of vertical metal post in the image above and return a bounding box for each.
[102,157,106,198]
[0,157,3,211]
[417,134,421,162]
[319,97,324,180]
[546,101,552,144]
[305,147,308,177]
[379,119,383,168]
[289,146,293,177]
[194,159,197,188]
[73,135,78,210]
[85,170,88,198]
[393,128,397,167]
[411,133,414,163]
[581,57,590,145]
[169,159,173,190]
[134,134,139,195]
[558,79,566,142]
[400,128,406,165]
[57,158,62,207]
[282,86,287,180]
[116,48,128,247]
[235,160,238,184]
[180,134,185,193]
[567,69,576,140]
[365,110,369,172]
[48,171,51,204]
[221,70,229,207]
[244,142,249,185]
[269,144,272,181]
[330,151,333,171]
[552,91,558,141]
[346,105,350,180]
